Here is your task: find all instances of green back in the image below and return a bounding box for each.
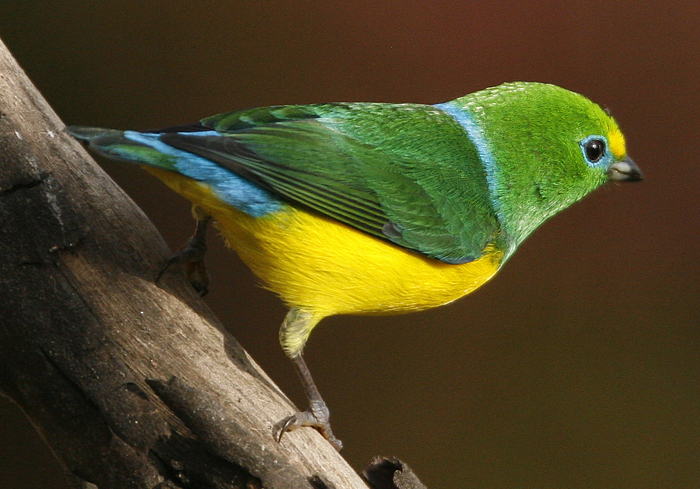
[164,103,500,264]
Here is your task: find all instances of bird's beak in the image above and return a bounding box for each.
[608,156,643,182]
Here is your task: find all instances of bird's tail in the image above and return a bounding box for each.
[68,126,282,216]
[67,126,179,170]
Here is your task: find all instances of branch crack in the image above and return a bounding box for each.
[0,172,49,197]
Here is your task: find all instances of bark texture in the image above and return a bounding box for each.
[0,35,370,489]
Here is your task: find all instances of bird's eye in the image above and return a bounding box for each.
[584,138,606,163]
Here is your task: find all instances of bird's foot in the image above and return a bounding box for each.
[277,400,343,451]
[156,215,211,296]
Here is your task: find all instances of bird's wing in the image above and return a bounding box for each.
[157,103,499,264]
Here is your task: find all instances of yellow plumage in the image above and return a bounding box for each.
[607,127,627,160]
[146,167,503,354]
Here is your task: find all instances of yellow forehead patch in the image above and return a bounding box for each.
[607,126,627,159]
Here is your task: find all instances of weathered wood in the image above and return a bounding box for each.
[362,458,428,489]
[0,36,373,489]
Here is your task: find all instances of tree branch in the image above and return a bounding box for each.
[0,36,385,489]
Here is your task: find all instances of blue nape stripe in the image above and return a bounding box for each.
[177,130,220,137]
[124,131,281,217]
[434,102,503,221]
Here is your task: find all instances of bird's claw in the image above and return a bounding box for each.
[157,245,210,296]
[156,216,211,296]
[276,405,343,452]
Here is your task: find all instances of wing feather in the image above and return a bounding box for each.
[158,103,499,263]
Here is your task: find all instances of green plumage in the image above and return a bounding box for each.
[69,82,640,265]
[452,83,620,253]
[68,81,642,451]
[166,103,498,263]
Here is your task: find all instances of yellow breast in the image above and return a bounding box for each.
[147,168,504,318]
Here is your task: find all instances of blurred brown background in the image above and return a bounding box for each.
[0,1,698,488]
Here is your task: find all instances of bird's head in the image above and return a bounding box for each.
[452,82,642,252]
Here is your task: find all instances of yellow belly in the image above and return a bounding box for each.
[147,168,504,318]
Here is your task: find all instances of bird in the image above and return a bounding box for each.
[68,81,642,451]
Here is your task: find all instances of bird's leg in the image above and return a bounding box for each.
[156,206,212,296]
[280,354,343,451]
[277,308,343,451]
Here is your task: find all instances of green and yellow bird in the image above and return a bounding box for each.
[69,82,642,450]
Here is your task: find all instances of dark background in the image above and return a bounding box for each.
[0,1,698,488]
